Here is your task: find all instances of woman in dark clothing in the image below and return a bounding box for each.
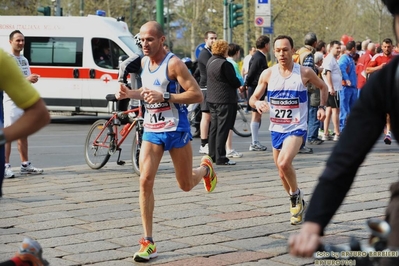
[206,40,241,165]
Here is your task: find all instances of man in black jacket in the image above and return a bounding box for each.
[289,1,399,264]
[244,35,270,151]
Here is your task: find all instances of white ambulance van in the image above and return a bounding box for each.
[0,15,142,115]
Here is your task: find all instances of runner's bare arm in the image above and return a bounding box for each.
[167,56,203,104]
[249,68,271,114]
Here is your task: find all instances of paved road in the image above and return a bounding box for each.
[1,115,398,265]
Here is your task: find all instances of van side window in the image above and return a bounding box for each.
[24,37,83,67]
[92,38,127,70]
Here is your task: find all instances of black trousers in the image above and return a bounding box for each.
[208,103,237,164]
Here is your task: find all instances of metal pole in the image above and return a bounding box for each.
[223,0,228,41]
[80,0,84,16]
[243,0,248,55]
[56,0,61,16]
[156,0,164,29]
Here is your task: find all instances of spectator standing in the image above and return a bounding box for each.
[338,40,358,132]
[243,35,270,151]
[197,31,217,155]
[206,40,241,165]
[356,42,376,92]
[367,38,394,144]
[4,30,44,178]
[321,40,342,141]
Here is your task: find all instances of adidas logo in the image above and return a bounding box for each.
[153,79,161,86]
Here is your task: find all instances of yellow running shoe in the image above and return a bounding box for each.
[290,189,305,217]
[133,238,158,262]
[201,155,217,192]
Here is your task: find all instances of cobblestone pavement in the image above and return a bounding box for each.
[0,139,398,265]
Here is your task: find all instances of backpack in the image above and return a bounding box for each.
[293,47,313,65]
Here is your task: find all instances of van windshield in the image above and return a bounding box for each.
[120,36,143,57]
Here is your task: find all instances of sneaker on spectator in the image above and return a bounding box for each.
[249,141,267,151]
[14,237,49,266]
[226,149,243,158]
[133,238,158,262]
[384,134,392,145]
[20,162,43,175]
[4,164,15,178]
[308,138,324,145]
[298,146,313,154]
[199,143,209,154]
[321,134,330,141]
[333,134,340,141]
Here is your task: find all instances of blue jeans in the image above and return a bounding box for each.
[307,105,319,141]
[339,87,358,132]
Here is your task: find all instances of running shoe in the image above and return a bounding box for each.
[199,143,209,154]
[133,238,158,262]
[15,237,49,266]
[249,141,267,151]
[333,135,340,141]
[290,190,305,218]
[384,134,392,145]
[201,155,217,192]
[5,164,15,178]
[226,149,243,158]
[298,146,313,154]
[290,201,306,225]
[20,162,43,175]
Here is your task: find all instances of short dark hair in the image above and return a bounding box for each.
[316,40,326,52]
[228,43,241,57]
[274,35,294,49]
[255,35,270,49]
[205,31,216,39]
[304,32,317,46]
[383,38,393,45]
[356,41,362,51]
[9,30,23,40]
[330,40,341,47]
[346,40,356,50]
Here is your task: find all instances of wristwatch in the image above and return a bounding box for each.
[318,106,326,110]
[0,129,6,146]
[163,92,170,102]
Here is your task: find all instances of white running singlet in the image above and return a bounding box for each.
[267,63,308,133]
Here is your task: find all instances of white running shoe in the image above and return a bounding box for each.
[20,162,44,175]
[199,143,209,154]
[4,165,15,178]
[226,149,243,158]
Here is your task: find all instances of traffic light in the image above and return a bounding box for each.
[37,6,51,16]
[229,3,244,28]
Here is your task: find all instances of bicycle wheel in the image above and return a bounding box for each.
[233,105,252,137]
[131,123,142,176]
[84,119,112,169]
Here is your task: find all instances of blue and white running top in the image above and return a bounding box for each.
[267,63,308,133]
[141,52,189,132]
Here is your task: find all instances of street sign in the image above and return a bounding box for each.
[195,43,206,59]
[255,0,271,27]
[263,27,273,34]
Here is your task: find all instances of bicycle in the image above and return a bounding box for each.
[314,218,397,266]
[187,101,251,138]
[84,94,144,176]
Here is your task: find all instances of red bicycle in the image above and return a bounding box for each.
[84,94,144,175]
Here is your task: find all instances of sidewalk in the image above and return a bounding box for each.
[0,142,397,265]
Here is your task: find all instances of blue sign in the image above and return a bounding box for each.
[258,0,268,3]
[263,27,273,34]
[195,43,205,59]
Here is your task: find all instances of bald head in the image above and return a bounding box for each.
[140,21,165,38]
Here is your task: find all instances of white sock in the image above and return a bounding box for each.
[290,188,300,196]
[251,122,260,144]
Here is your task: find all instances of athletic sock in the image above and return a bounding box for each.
[251,122,260,143]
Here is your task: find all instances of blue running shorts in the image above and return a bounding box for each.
[271,130,307,150]
[143,131,192,151]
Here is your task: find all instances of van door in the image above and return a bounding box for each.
[23,37,84,113]
[83,38,128,113]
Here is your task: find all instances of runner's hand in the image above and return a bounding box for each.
[115,83,129,100]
